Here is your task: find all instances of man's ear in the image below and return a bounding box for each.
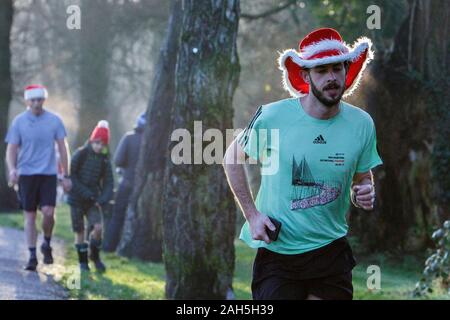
[301,69,310,84]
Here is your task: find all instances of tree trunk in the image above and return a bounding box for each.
[350,0,449,252]
[0,0,18,212]
[117,0,184,261]
[75,0,112,147]
[163,0,240,299]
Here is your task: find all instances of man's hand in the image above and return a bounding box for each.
[352,184,375,210]
[8,169,18,186]
[248,210,276,244]
[62,177,72,192]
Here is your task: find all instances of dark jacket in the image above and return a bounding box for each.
[114,128,143,184]
[68,144,114,208]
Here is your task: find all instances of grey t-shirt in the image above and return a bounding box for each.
[5,109,67,176]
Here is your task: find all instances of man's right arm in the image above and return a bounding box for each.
[222,138,275,244]
[6,144,19,185]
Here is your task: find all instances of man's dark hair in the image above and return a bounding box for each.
[304,61,350,75]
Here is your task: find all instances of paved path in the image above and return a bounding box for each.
[0,227,68,300]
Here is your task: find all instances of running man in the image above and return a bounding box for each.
[223,28,383,300]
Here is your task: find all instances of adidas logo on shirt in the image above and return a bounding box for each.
[313,135,326,144]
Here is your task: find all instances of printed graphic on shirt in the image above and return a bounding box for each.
[313,134,327,144]
[290,155,341,210]
[320,152,346,166]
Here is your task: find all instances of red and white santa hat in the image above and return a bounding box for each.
[90,120,110,145]
[24,84,48,100]
[278,28,374,98]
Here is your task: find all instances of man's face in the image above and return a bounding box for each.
[306,62,347,107]
[26,98,45,114]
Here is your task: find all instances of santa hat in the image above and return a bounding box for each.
[278,28,374,98]
[24,84,48,100]
[90,120,110,145]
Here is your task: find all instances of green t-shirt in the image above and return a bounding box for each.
[237,98,383,254]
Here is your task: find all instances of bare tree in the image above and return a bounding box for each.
[117,0,184,261]
[162,0,240,299]
[0,0,17,211]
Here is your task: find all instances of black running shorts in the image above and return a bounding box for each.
[18,175,57,211]
[251,237,356,300]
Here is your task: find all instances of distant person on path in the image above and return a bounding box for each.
[223,28,383,300]
[68,120,114,272]
[103,113,146,252]
[5,85,72,271]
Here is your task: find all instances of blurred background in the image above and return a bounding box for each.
[0,0,449,299]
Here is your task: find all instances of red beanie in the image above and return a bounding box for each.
[89,120,110,145]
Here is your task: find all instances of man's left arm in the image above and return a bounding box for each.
[352,117,383,211]
[351,170,375,211]
[56,138,72,192]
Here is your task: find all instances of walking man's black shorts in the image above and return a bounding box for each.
[251,237,357,300]
[18,175,57,211]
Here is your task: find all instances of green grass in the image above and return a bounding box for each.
[0,206,449,300]
[0,207,167,300]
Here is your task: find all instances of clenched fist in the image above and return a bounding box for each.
[352,184,375,210]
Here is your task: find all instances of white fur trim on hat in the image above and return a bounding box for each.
[277,37,374,98]
[97,120,109,128]
[342,37,374,97]
[24,87,48,100]
[300,39,349,59]
[277,49,308,98]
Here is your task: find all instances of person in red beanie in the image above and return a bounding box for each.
[68,120,114,272]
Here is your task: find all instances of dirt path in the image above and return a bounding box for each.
[0,226,68,300]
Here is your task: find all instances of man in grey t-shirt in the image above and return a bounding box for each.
[5,85,72,271]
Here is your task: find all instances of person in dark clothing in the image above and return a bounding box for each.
[68,120,114,272]
[103,113,146,252]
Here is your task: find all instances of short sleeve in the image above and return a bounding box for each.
[55,116,67,140]
[237,106,267,161]
[356,119,383,173]
[5,119,21,145]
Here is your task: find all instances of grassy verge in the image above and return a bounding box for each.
[0,206,448,300]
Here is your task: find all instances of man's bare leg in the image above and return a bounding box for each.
[24,211,38,248]
[24,211,38,270]
[41,206,55,238]
[40,206,55,264]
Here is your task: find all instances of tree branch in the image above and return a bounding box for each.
[241,0,298,20]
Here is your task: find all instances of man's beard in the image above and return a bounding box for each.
[309,78,344,108]
[30,104,43,114]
